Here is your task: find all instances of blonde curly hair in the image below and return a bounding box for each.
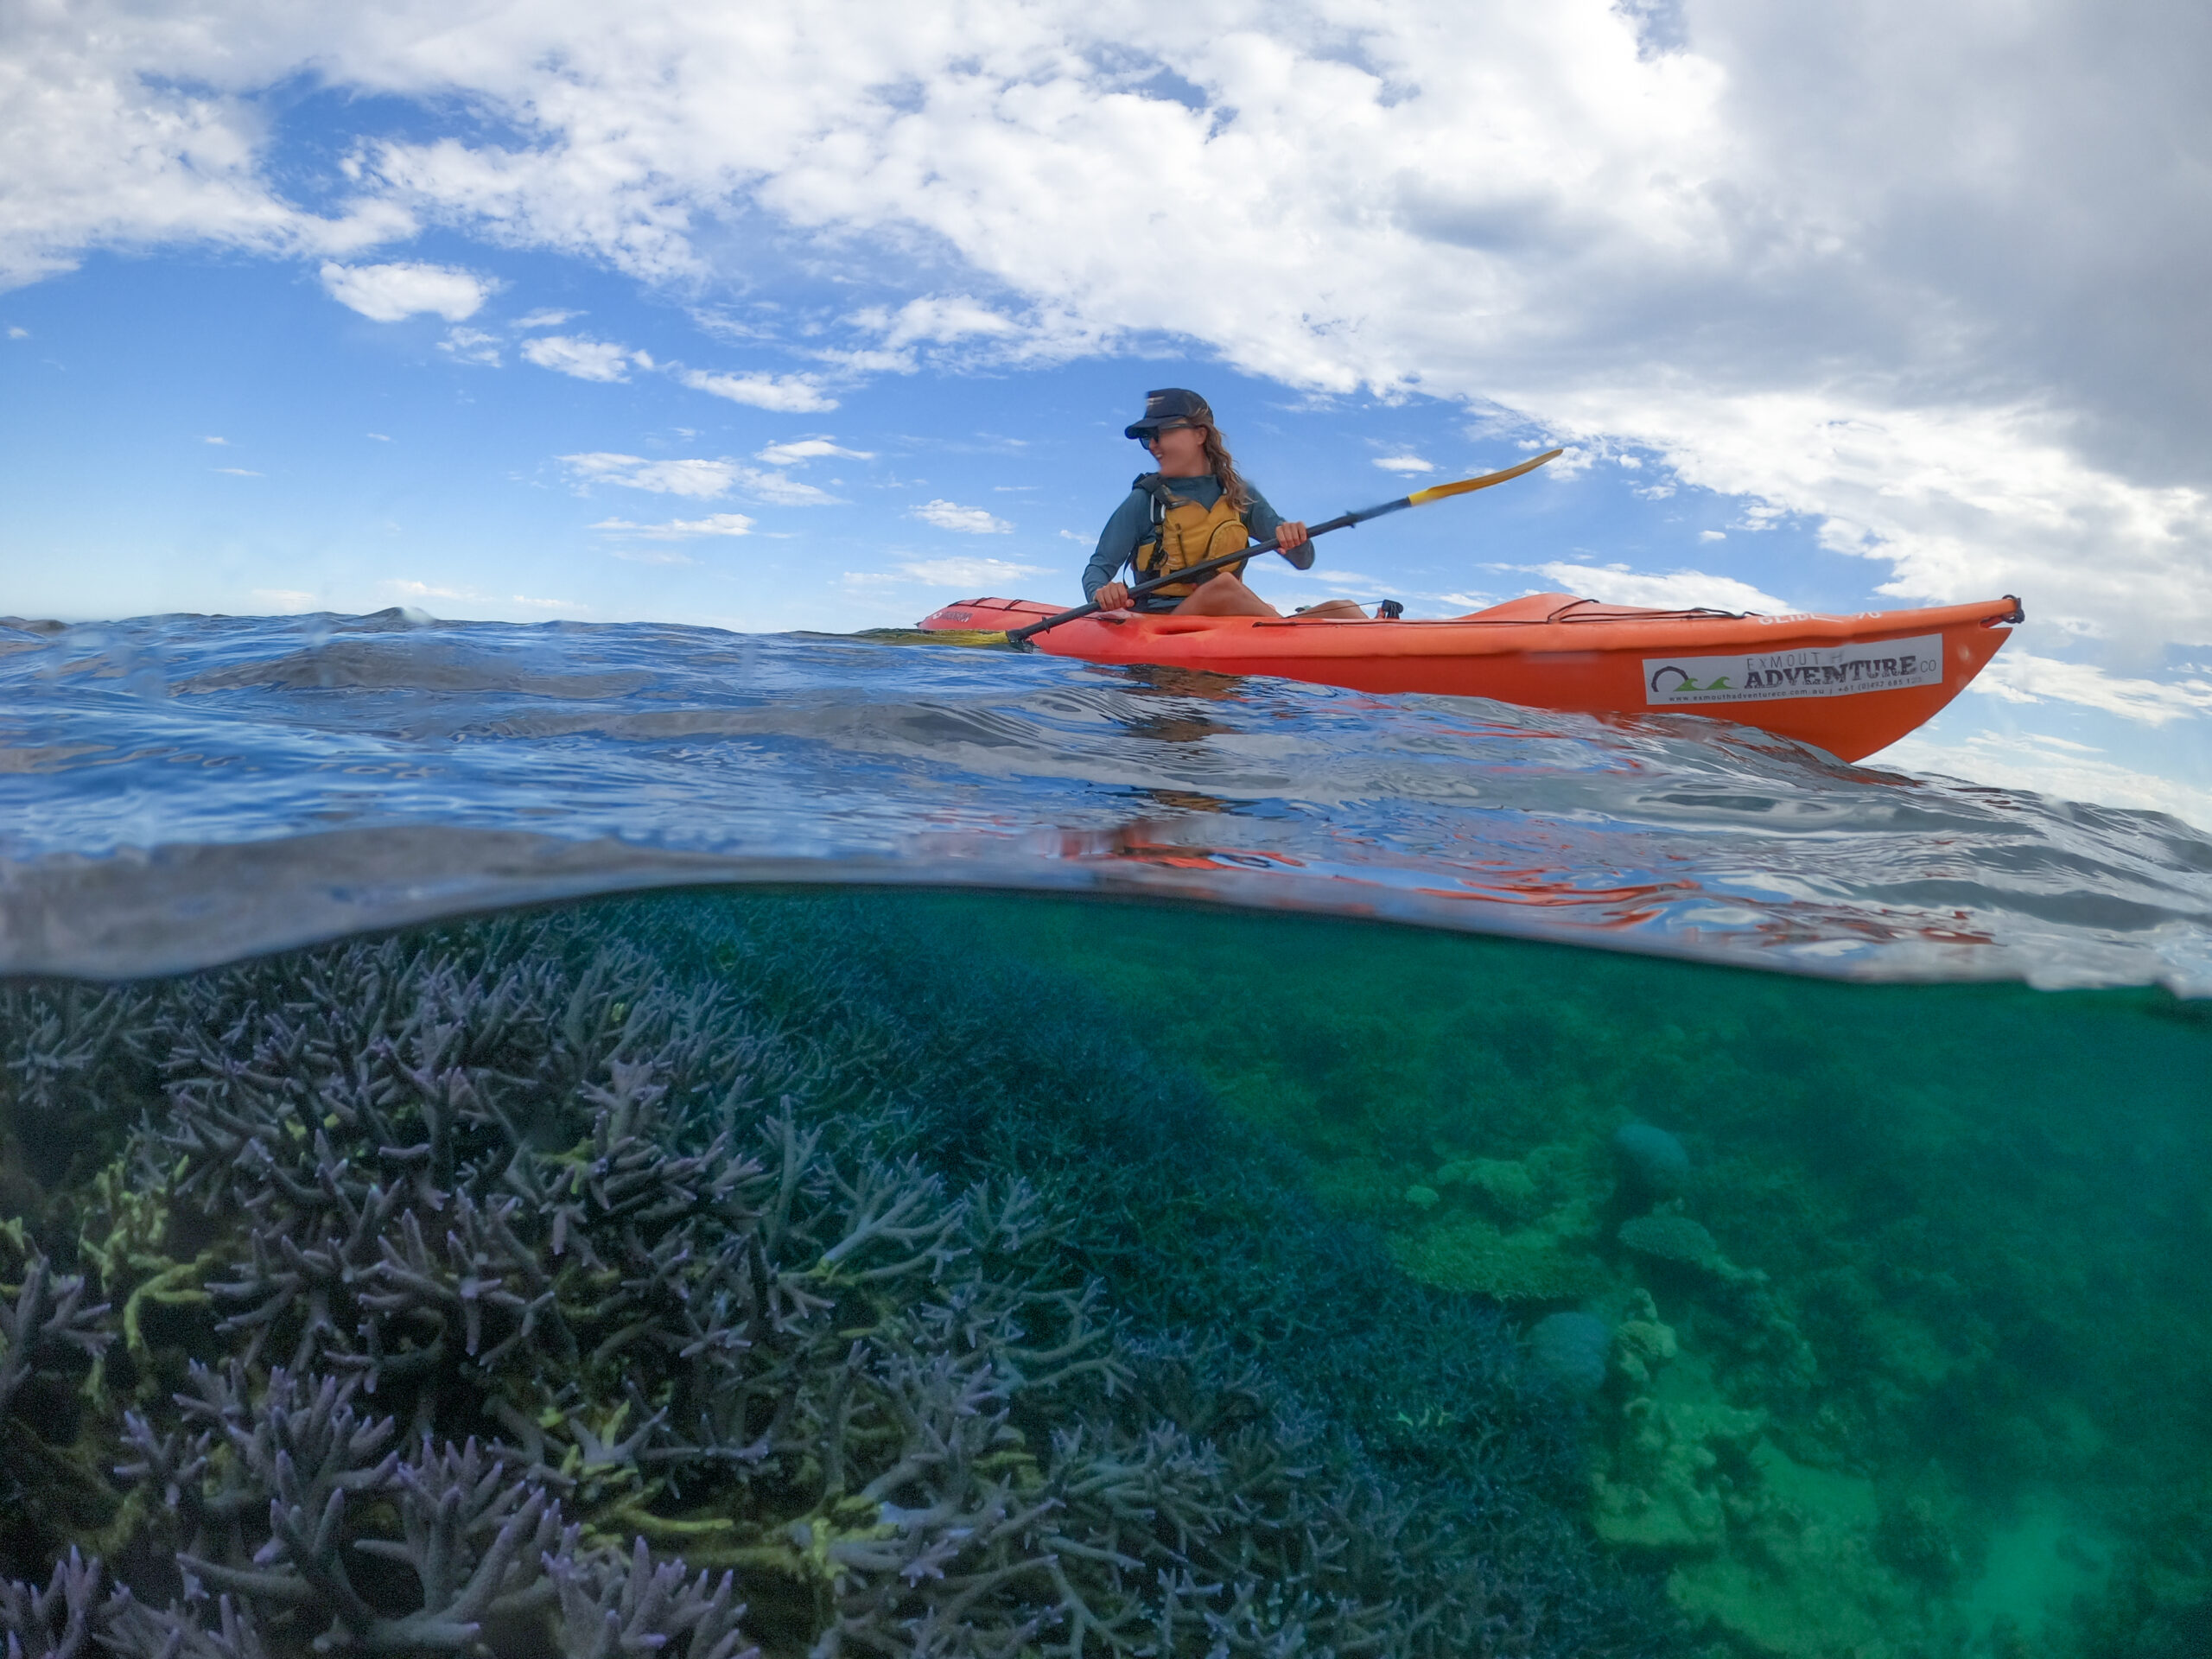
[1192,416,1250,514]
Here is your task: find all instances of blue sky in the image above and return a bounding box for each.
[3,0,2208,824]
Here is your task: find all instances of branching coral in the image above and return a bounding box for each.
[0,986,151,1125]
[0,903,1675,1657]
[544,1540,754,1659]
[112,1363,699,1655]
[0,1238,112,1426]
[0,1547,111,1658]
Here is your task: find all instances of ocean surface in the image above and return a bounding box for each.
[0,608,2208,1659]
[2,609,2208,987]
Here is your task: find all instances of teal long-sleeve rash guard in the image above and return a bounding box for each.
[1082,474,1288,612]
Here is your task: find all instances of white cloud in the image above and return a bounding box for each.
[6,327,27,340]
[833,295,1098,371]
[1533,391,2212,655]
[251,588,315,610]
[320,261,493,323]
[1698,530,1726,542]
[438,326,500,365]
[677,368,837,411]
[590,512,754,539]
[896,556,1046,586]
[735,469,839,506]
[561,453,738,498]
[367,432,391,442]
[559,452,837,505]
[523,334,643,381]
[212,466,262,477]
[202,435,227,445]
[1373,454,1434,474]
[862,296,1025,349]
[1970,651,2212,728]
[608,547,698,565]
[378,580,580,614]
[912,499,1013,534]
[0,27,413,289]
[756,437,874,467]
[516,308,580,329]
[1529,563,1791,613]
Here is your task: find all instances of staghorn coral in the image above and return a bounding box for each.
[102,1361,754,1657]
[0,986,152,1128]
[544,1540,753,1659]
[0,984,156,1234]
[115,1363,569,1652]
[0,1230,117,1561]
[0,1547,111,1658]
[604,893,1674,1649]
[0,903,1677,1657]
[0,1236,111,1426]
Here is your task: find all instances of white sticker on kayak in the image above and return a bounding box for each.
[1643,634,1944,705]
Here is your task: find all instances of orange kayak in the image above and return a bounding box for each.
[916,592,2024,762]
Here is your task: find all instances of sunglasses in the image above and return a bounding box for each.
[1137,422,1200,446]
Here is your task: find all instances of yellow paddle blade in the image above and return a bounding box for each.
[1404,448,1564,507]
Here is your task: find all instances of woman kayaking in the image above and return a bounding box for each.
[1084,388,1372,620]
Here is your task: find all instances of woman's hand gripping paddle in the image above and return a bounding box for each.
[1005,448,1563,649]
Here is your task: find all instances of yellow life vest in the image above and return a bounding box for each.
[1130,474,1251,598]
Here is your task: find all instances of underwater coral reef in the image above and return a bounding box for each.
[0,898,1675,1657]
[941,894,2212,1659]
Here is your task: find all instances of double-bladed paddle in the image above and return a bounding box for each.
[1005,448,1563,648]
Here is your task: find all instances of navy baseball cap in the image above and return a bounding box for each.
[1124,387,1213,440]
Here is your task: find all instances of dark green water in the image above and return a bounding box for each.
[1,888,2206,1657]
[929,893,2212,1656]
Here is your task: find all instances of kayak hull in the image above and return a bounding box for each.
[916,593,2024,762]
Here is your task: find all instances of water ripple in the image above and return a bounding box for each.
[2,610,2206,989]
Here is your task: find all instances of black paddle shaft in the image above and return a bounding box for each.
[1004,503,1399,649]
[1001,450,1560,648]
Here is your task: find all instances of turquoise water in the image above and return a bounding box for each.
[0,610,2209,1657]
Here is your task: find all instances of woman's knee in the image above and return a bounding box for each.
[1181,575,1275,617]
